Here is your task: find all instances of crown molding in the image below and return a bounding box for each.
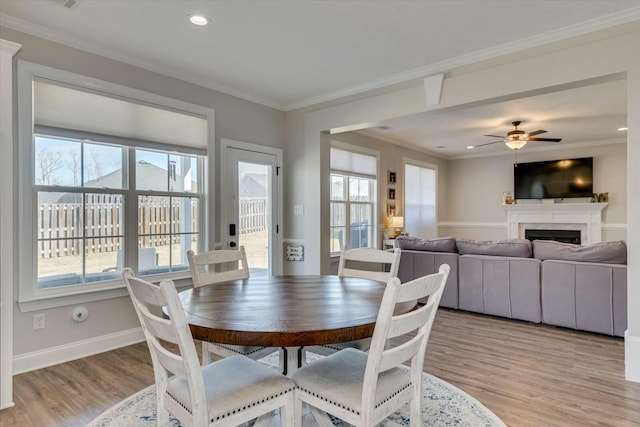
[3,6,640,112]
[0,13,286,111]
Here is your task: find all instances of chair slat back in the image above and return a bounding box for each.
[338,247,401,283]
[123,268,206,410]
[147,335,188,377]
[364,264,449,399]
[187,247,250,288]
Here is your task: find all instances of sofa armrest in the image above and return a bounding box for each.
[541,259,627,336]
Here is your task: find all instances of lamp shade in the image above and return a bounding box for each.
[389,216,404,228]
[505,139,528,150]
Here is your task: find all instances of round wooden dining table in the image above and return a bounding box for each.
[178,275,415,374]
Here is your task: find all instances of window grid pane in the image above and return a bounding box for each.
[331,174,346,201]
[83,142,124,189]
[138,196,200,275]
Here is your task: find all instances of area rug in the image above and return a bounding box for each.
[90,352,505,427]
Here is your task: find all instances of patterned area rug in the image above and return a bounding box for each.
[90,352,505,427]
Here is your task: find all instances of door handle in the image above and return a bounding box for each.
[229,241,237,248]
[229,224,236,236]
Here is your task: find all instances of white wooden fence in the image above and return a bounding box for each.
[37,197,267,258]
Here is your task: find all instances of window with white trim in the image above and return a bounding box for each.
[404,162,437,238]
[19,66,210,301]
[330,147,378,253]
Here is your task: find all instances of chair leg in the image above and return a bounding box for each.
[410,393,421,427]
[201,341,212,365]
[293,394,304,427]
[282,391,296,427]
[156,398,169,426]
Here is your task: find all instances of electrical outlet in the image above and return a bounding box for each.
[34,313,45,330]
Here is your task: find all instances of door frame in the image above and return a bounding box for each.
[220,139,283,276]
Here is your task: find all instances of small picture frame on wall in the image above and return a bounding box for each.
[387,203,396,216]
[388,188,395,200]
[387,171,396,184]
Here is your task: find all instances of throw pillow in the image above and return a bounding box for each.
[532,239,627,264]
[396,236,457,253]
[456,238,532,258]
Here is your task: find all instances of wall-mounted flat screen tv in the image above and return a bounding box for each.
[514,157,593,199]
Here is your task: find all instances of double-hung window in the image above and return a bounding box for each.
[19,63,212,304]
[404,161,437,239]
[329,146,378,254]
[34,135,203,289]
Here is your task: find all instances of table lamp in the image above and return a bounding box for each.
[389,216,404,238]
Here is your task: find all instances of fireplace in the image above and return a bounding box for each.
[524,229,581,244]
[503,203,606,245]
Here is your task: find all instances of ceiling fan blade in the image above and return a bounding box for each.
[528,130,547,137]
[528,137,562,142]
[474,140,504,148]
[484,134,506,138]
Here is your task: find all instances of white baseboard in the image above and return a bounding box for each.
[13,327,144,375]
[625,330,640,383]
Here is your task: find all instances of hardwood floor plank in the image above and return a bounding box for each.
[1,309,639,426]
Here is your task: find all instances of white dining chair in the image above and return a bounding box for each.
[187,248,277,364]
[308,247,401,357]
[122,268,295,427]
[292,264,449,427]
[338,246,402,282]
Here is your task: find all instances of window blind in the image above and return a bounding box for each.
[330,147,376,176]
[34,80,207,150]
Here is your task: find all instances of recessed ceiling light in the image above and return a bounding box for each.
[466,145,475,149]
[189,14,210,26]
[618,127,628,131]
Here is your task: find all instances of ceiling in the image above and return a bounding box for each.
[356,78,628,158]
[0,0,636,156]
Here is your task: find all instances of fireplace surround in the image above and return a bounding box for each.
[503,202,607,245]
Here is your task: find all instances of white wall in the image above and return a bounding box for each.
[2,26,285,367]
[443,143,627,240]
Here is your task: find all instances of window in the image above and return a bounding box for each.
[404,162,437,238]
[35,134,203,290]
[18,63,213,305]
[330,147,378,253]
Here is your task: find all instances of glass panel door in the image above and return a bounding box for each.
[226,148,277,276]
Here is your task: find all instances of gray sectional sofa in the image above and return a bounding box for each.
[396,236,628,337]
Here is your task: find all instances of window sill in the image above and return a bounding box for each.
[18,271,192,312]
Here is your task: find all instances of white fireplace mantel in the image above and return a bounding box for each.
[503,202,607,245]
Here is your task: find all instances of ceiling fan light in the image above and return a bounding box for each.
[505,139,528,150]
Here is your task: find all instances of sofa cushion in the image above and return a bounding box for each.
[456,238,532,258]
[396,236,457,253]
[533,240,627,264]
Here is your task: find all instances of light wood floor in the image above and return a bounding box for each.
[1,309,639,426]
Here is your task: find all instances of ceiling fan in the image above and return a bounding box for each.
[474,121,562,150]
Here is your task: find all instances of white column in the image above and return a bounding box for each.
[625,63,640,382]
[0,38,21,410]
